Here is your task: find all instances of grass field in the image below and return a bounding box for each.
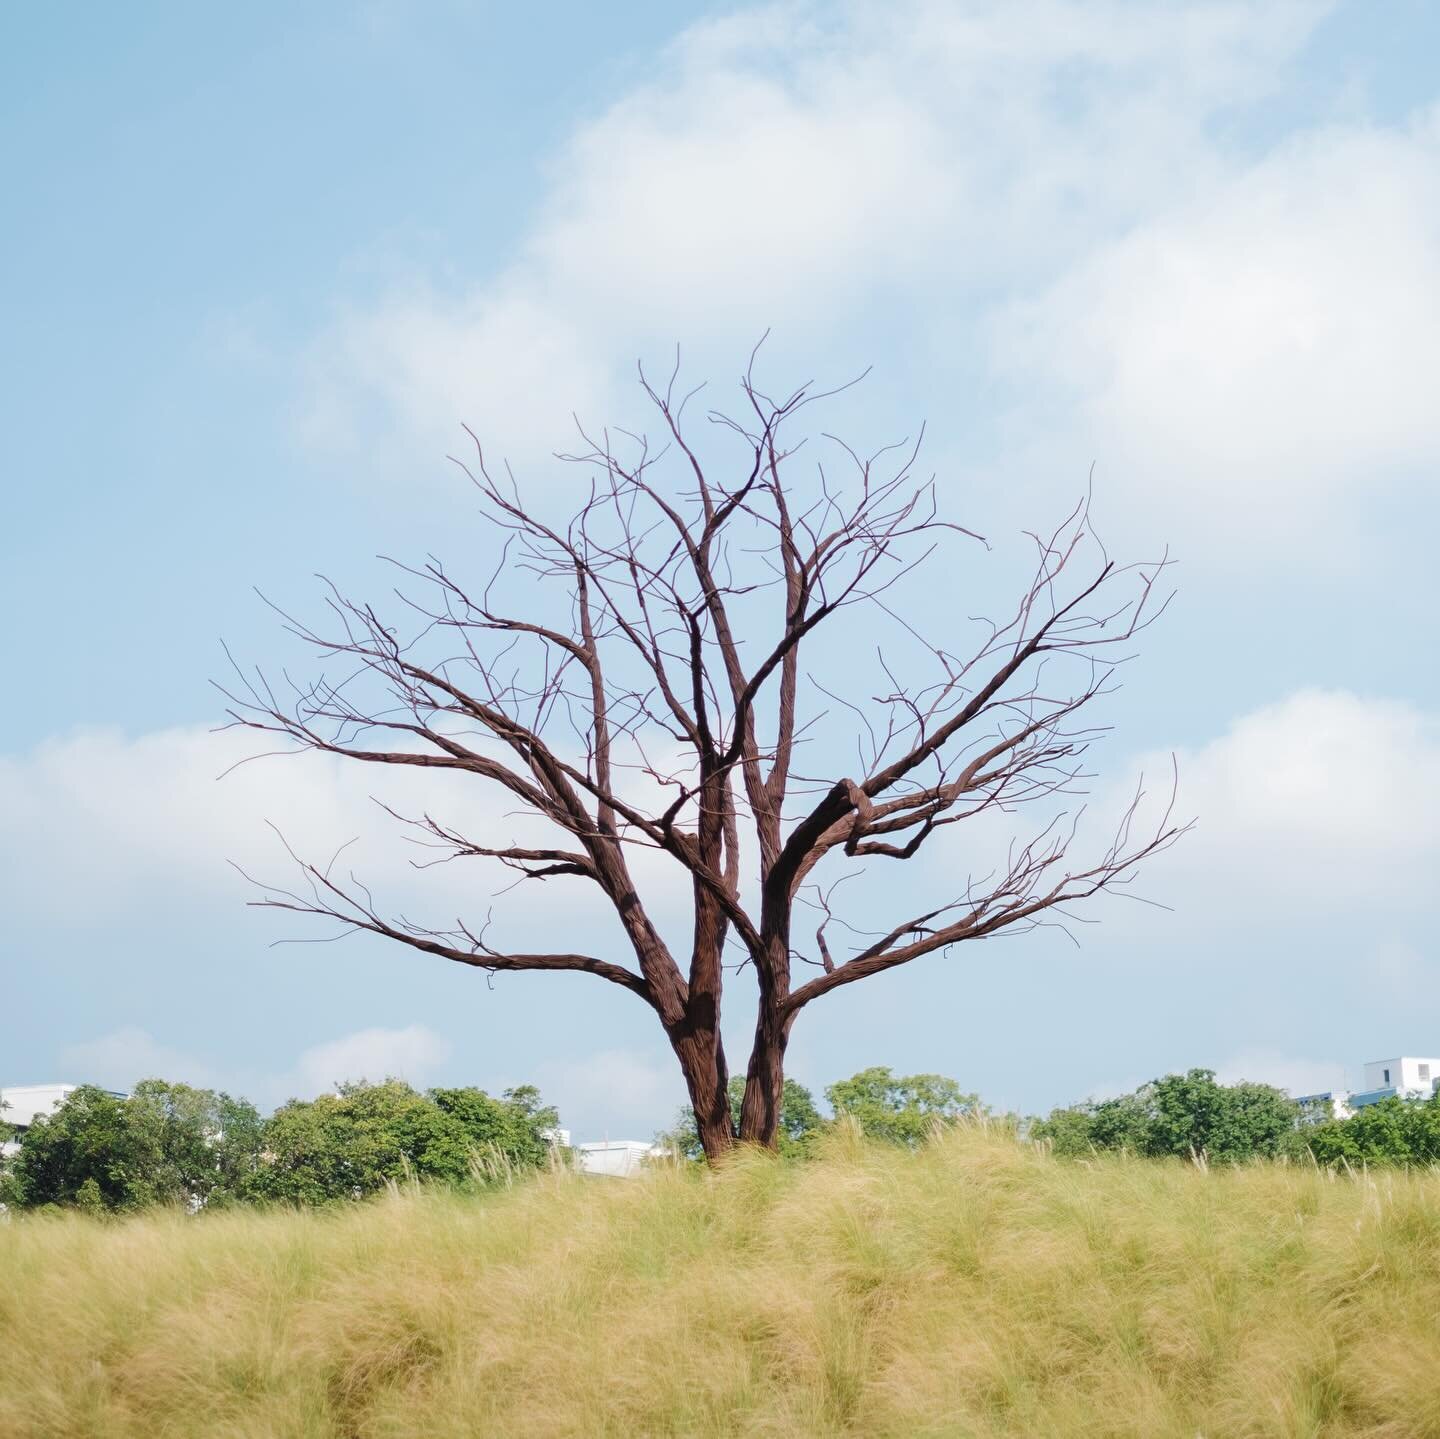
[3,1124,1439,1438]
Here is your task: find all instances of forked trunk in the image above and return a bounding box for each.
[671,1003,793,1161]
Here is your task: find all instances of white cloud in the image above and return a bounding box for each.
[48,1027,684,1137]
[0,725,387,909]
[291,0,1440,581]
[299,282,611,466]
[996,113,1440,549]
[1139,688,1440,911]
[57,1027,217,1092]
[923,687,1440,950]
[287,1023,452,1097]
[535,1046,686,1141]
[300,0,1329,465]
[1214,1048,1347,1097]
[0,723,691,947]
[50,1024,454,1110]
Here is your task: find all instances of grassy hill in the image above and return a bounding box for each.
[3,1125,1438,1438]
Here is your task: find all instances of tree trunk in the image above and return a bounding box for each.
[671,1021,734,1161]
[737,1002,790,1148]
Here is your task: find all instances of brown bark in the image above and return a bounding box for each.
[223,351,1187,1163]
[672,1020,734,1159]
[738,999,792,1147]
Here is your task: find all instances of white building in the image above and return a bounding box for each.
[1,1084,82,1158]
[1294,1055,1440,1121]
[1353,1056,1440,1106]
[574,1139,669,1178]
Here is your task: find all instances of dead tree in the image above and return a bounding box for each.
[223,356,1184,1161]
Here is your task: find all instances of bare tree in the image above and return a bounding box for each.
[222,355,1184,1161]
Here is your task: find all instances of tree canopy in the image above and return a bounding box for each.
[3,1082,263,1212]
[825,1067,983,1148]
[1032,1069,1298,1163]
[11,1064,1440,1218]
[251,1080,561,1204]
[661,1065,982,1157]
[1,1079,560,1212]
[1303,1095,1440,1167]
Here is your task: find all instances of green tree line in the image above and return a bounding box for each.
[659,1065,1440,1170]
[7,1065,1439,1214]
[0,1078,560,1213]
[1032,1067,1440,1167]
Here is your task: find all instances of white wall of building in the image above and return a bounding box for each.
[1,1084,80,1132]
[1361,1057,1440,1095]
[1,1084,83,1159]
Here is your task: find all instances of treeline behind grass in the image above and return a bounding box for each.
[0,1078,561,1214]
[5,1064,1440,1216]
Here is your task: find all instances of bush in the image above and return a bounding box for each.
[1303,1094,1440,1167]
[3,1077,560,1212]
[1033,1068,1299,1163]
[245,1079,560,1204]
[4,1082,264,1212]
[825,1066,983,1148]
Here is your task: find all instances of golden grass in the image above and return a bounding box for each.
[4,1124,1440,1438]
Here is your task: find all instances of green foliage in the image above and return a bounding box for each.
[253,1080,458,1205]
[5,1082,265,1212]
[7,1085,156,1211]
[128,1080,267,1208]
[1303,1094,1440,1167]
[1147,1070,1299,1162]
[1028,1101,1112,1158]
[248,1079,559,1204]
[825,1066,981,1148]
[1033,1069,1299,1163]
[0,1095,12,1203]
[74,1177,105,1214]
[430,1083,560,1171]
[661,1077,825,1160]
[3,1077,560,1212]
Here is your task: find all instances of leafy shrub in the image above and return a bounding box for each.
[1033,1068,1299,1163]
[825,1066,983,1148]
[243,1079,561,1204]
[1304,1094,1440,1167]
[4,1081,264,1212]
[3,1078,559,1211]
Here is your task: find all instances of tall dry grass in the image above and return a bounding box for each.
[3,1123,1439,1437]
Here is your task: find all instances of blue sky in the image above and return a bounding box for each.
[4,0,1439,1138]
